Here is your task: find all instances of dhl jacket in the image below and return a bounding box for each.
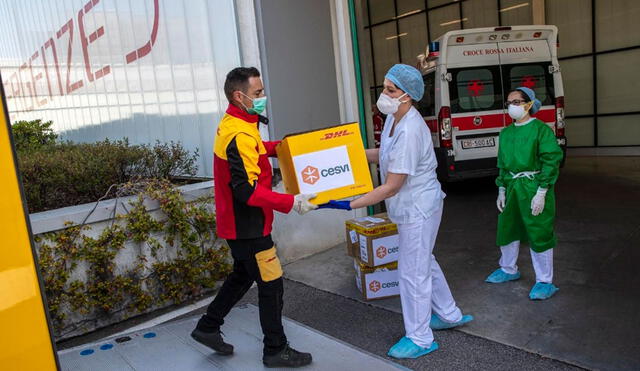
[213,104,294,240]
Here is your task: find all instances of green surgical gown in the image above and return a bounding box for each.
[495,118,563,252]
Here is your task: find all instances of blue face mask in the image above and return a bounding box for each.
[241,92,267,115]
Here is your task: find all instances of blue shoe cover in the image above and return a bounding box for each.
[387,337,438,359]
[430,314,474,330]
[485,268,521,283]
[529,282,559,300]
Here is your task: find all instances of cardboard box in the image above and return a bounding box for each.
[354,259,399,301]
[345,213,399,267]
[344,227,357,257]
[276,123,373,205]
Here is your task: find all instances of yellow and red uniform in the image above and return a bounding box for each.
[213,104,294,240]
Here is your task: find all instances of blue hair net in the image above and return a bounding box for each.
[516,86,542,114]
[385,64,424,101]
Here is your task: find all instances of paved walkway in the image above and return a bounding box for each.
[59,304,406,370]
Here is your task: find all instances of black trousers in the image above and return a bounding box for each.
[196,235,286,355]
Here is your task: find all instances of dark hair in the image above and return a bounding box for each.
[224,67,261,103]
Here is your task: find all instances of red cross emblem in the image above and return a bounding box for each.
[521,75,537,89]
[467,80,484,97]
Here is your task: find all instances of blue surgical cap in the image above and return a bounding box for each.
[516,86,542,114]
[385,64,424,101]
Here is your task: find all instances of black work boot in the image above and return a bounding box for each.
[263,344,312,368]
[190,328,234,355]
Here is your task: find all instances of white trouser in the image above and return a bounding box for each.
[397,205,462,348]
[499,240,554,283]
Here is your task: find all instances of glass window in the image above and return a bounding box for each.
[361,0,370,26]
[559,57,593,116]
[499,0,533,26]
[597,48,640,114]
[545,0,592,58]
[397,0,425,16]
[372,23,400,86]
[598,114,640,146]
[417,72,436,117]
[503,63,554,106]
[399,13,428,64]
[428,4,461,41]
[360,27,375,90]
[369,0,396,24]
[596,0,640,52]
[565,117,594,147]
[463,0,499,29]
[428,0,458,8]
[449,67,503,113]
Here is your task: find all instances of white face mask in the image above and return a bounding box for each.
[376,93,408,115]
[508,104,528,121]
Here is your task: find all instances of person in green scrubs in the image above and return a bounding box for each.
[485,86,563,300]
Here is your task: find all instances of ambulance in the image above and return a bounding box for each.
[416,25,566,182]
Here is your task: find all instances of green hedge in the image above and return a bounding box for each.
[14,122,200,213]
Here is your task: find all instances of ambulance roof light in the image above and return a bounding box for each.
[429,41,439,52]
[494,27,512,31]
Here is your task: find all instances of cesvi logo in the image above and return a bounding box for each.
[369,280,381,293]
[321,129,354,140]
[301,166,320,185]
[376,246,387,259]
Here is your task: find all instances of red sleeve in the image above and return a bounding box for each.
[248,185,295,213]
[263,141,281,157]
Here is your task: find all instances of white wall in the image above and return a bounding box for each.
[0,0,242,177]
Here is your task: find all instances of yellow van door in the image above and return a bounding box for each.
[0,74,59,369]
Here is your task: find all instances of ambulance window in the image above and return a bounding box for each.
[450,67,502,113]
[417,73,436,117]
[504,63,554,106]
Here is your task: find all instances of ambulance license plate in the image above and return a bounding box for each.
[461,137,495,149]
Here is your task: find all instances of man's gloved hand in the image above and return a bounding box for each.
[317,200,352,211]
[496,187,506,213]
[531,188,547,216]
[293,193,317,215]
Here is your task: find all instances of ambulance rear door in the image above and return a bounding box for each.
[445,42,506,163]
[497,39,556,129]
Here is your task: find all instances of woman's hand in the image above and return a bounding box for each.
[531,188,547,216]
[497,187,506,212]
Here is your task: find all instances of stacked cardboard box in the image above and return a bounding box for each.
[345,213,400,300]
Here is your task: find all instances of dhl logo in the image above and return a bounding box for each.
[320,130,354,140]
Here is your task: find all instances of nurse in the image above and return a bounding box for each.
[485,87,563,300]
[320,64,472,359]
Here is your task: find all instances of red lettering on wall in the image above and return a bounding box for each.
[6,0,161,118]
[126,0,160,64]
[56,19,84,94]
[41,38,64,97]
[78,0,111,82]
[19,62,34,111]
[8,73,20,103]
[29,51,48,107]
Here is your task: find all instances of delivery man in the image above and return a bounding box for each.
[190,67,317,368]
[320,64,473,359]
